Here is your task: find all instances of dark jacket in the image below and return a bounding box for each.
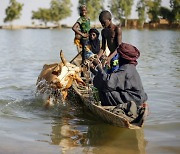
[93,64,147,106]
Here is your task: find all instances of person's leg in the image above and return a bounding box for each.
[80,38,88,64]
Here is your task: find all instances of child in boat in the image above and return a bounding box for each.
[98,10,122,73]
[72,5,90,63]
[91,43,148,107]
[83,28,100,59]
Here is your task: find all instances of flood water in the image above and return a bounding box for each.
[0,29,179,154]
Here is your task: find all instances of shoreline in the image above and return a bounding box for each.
[0,23,179,30]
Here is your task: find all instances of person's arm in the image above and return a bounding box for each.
[72,22,88,38]
[93,66,125,91]
[106,49,118,66]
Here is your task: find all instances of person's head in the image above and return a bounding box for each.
[118,43,140,66]
[79,5,87,17]
[99,10,112,28]
[89,28,99,41]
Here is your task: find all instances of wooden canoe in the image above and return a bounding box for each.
[69,51,148,129]
[71,81,148,129]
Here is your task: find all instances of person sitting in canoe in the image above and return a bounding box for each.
[90,43,148,109]
[83,28,100,59]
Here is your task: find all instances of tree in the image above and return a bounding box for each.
[136,0,147,28]
[50,0,72,26]
[4,0,24,25]
[146,0,162,23]
[160,6,174,23]
[32,8,51,26]
[170,0,180,23]
[31,0,72,27]
[109,0,133,27]
[79,0,103,21]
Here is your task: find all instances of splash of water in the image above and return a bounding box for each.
[36,79,64,106]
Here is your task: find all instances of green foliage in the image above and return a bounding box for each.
[170,0,180,23]
[136,0,146,27]
[146,0,162,23]
[160,6,174,23]
[4,0,24,23]
[31,0,72,26]
[50,0,63,23]
[78,0,103,21]
[79,0,85,4]
[109,0,133,27]
[170,0,180,8]
[50,0,72,24]
[32,8,51,26]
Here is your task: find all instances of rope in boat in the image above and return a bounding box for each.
[82,55,102,102]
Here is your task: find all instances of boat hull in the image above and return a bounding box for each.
[71,83,148,129]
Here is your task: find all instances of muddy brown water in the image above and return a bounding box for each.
[0,29,179,154]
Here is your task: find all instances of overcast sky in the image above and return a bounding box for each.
[0,0,170,26]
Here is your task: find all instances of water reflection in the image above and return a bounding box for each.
[50,110,146,154]
[51,118,81,153]
[86,125,146,154]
